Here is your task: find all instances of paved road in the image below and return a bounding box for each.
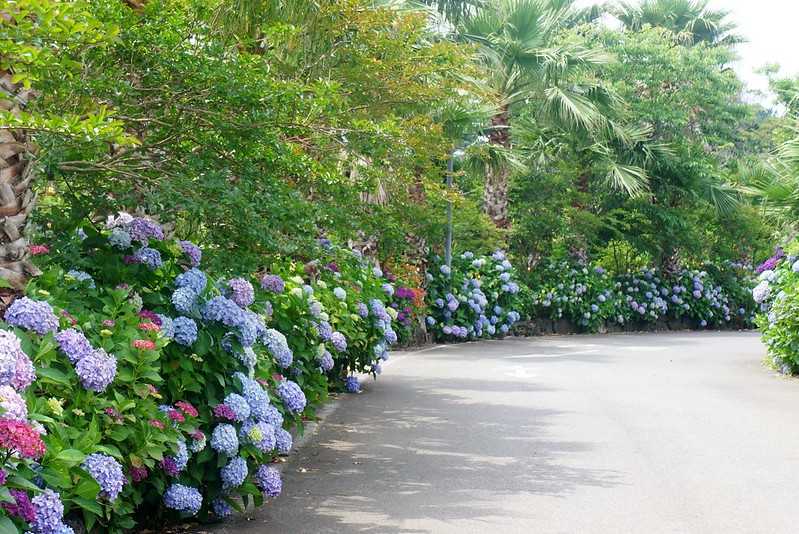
[212,332,799,534]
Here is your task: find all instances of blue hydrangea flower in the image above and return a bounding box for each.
[240,420,276,452]
[210,424,239,456]
[212,498,233,518]
[172,316,198,346]
[356,302,369,318]
[108,227,132,249]
[234,372,272,422]
[133,247,163,269]
[75,349,117,393]
[171,287,197,314]
[315,321,332,341]
[345,376,360,393]
[263,328,293,368]
[260,274,285,293]
[277,380,306,413]
[171,439,189,472]
[330,332,347,353]
[275,428,292,455]
[175,268,207,294]
[82,453,125,502]
[220,456,248,489]
[227,278,255,308]
[55,328,94,364]
[163,484,202,516]
[440,265,451,276]
[224,393,251,422]
[203,297,245,328]
[318,350,334,372]
[382,283,394,297]
[254,465,282,497]
[66,270,95,288]
[260,404,284,428]
[5,297,58,335]
[157,315,175,339]
[178,240,202,267]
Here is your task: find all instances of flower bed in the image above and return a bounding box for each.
[424,251,523,341]
[523,260,756,333]
[0,215,401,532]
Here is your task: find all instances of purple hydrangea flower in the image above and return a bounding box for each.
[212,498,233,518]
[240,420,276,452]
[175,268,207,294]
[0,385,27,421]
[30,489,68,534]
[3,488,35,522]
[82,453,125,502]
[172,316,197,346]
[163,484,202,516]
[54,328,94,364]
[344,376,360,393]
[227,278,255,308]
[275,428,292,455]
[220,456,248,489]
[128,217,164,244]
[5,298,58,335]
[260,274,285,293]
[203,297,245,328]
[133,247,163,269]
[210,424,239,456]
[178,240,202,267]
[254,465,282,497]
[223,393,251,422]
[330,332,347,353]
[277,380,306,414]
[75,349,117,393]
[318,350,334,372]
[356,302,368,318]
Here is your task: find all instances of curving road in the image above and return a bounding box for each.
[211,332,799,534]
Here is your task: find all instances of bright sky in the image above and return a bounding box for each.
[577,0,799,105]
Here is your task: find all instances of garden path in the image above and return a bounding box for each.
[211,332,799,534]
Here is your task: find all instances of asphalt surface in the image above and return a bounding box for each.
[211,332,799,534]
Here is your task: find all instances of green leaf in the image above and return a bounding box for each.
[37,367,71,386]
[0,516,18,534]
[55,448,86,465]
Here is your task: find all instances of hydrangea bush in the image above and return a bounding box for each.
[0,215,402,531]
[425,251,522,341]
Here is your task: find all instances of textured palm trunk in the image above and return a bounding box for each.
[484,107,511,228]
[0,70,40,291]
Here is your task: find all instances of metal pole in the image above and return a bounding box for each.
[445,154,454,268]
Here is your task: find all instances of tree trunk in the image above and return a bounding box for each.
[0,70,41,291]
[484,107,511,228]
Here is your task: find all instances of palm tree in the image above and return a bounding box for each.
[458,0,624,227]
[614,0,743,47]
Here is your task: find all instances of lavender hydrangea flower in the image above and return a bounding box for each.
[164,484,202,516]
[82,453,125,502]
[75,349,117,393]
[11,350,34,391]
[210,424,239,456]
[108,227,132,249]
[752,281,771,304]
[203,297,245,328]
[172,317,198,346]
[315,321,333,341]
[356,302,368,318]
[220,456,248,489]
[223,393,251,422]
[0,385,27,421]
[263,328,293,368]
[55,328,94,364]
[227,278,255,308]
[318,350,334,372]
[333,287,346,300]
[178,240,202,267]
[30,489,67,534]
[128,217,164,244]
[275,428,292,455]
[254,465,282,497]
[330,332,347,353]
[133,247,163,269]
[240,420,276,452]
[175,268,207,295]
[344,376,360,393]
[277,380,306,413]
[212,498,233,518]
[5,298,58,335]
[260,274,285,293]
[0,330,26,385]
[261,405,284,428]
[308,300,322,318]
